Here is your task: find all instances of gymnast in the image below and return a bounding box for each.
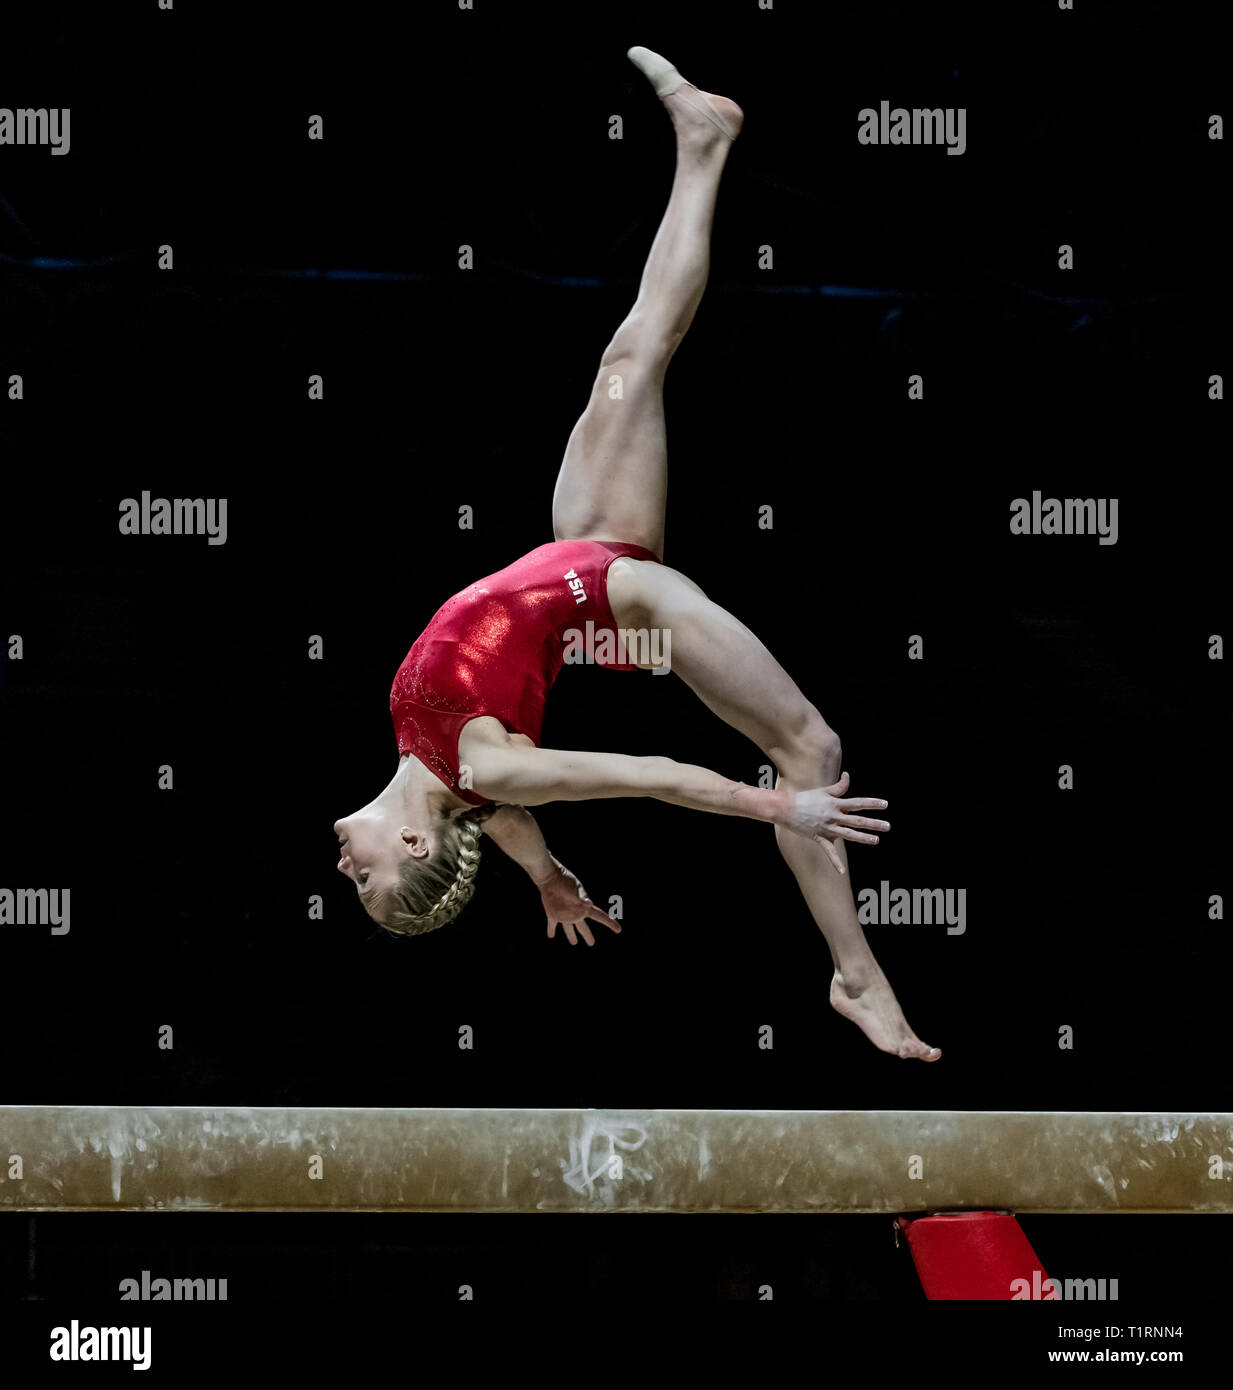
[334,47,940,1061]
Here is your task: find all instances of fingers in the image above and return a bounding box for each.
[825,770,850,795]
[835,814,891,833]
[548,915,614,945]
[839,797,889,812]
[833,825,881,844]
[550,900,622,945]
[817,837,846,874]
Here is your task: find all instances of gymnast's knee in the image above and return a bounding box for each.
[600,310,679,372]
[778,712,842,785]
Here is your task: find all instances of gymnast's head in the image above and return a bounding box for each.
[333,796,487,938]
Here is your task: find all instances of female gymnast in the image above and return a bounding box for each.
[334,47,940,1061]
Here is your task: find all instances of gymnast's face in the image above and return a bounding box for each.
[334,810,431,906]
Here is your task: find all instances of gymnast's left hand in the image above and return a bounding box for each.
[776,771,891,875]
[535,855,622,946]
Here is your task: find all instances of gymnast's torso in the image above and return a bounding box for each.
[390,538,660,805]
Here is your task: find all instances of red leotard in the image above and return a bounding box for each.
[390,539,661,806]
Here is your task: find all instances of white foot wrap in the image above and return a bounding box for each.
[627,45,737,140]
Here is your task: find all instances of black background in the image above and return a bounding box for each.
[1,0,1228,1361]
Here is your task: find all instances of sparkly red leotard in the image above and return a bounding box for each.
[390,539,661,806]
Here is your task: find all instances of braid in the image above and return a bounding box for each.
[379,809,489,938]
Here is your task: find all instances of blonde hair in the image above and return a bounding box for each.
[373,807,494,938]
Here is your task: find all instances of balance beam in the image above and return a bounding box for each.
[1,1108,1229,1214]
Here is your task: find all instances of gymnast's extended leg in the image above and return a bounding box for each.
[551,51,742,558]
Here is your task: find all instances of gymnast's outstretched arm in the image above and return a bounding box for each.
[471,744,888,873]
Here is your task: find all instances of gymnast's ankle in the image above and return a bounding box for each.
[831,963,880,998]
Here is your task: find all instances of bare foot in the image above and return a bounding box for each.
[830,967,941,1061]
[663,85,744,146]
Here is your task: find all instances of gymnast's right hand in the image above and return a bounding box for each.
[537,855,623,947]
[777,771,890,875]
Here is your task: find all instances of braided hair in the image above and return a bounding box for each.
[376,805,496,938]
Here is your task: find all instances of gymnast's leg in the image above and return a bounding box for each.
[550,55,935,1058]
[551,51,742,558]
[608,561,941,1061]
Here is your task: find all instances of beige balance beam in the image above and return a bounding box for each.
[1,1108,1229,1213]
